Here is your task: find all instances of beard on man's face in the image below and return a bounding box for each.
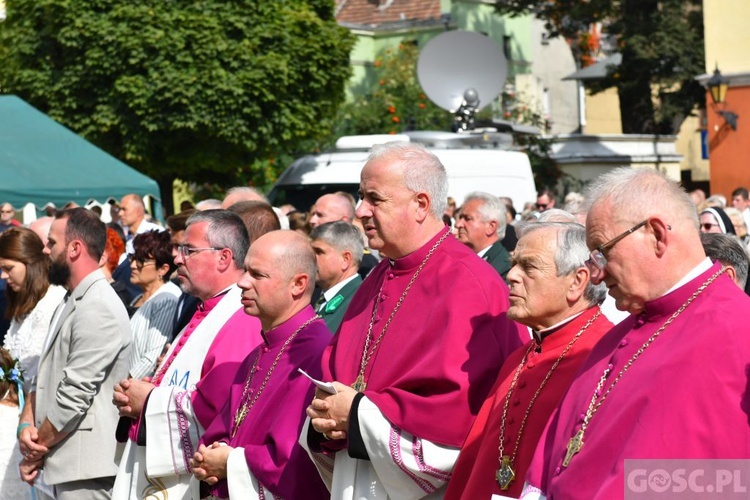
[49,257,71,287]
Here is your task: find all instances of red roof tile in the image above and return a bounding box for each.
[336,0,442,27]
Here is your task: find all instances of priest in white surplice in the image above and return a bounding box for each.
[112,210,262,499]
[302,142,526,499]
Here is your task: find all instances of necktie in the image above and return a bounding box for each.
[315,295,327,313]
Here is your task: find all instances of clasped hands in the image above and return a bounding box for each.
[112,377,155,419]
[191,442,231,485]
[18,425,48,485]
[306,382,357,440]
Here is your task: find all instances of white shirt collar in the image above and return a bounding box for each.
[477,244,494,258]
[323,274,359,302]
[663,258,713,297]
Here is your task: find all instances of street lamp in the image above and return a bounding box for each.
[706,67,738,131]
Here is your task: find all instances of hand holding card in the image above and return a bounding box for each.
[297,368,338,394]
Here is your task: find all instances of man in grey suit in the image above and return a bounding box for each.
[19,207,131,499]
[310,221,364,333]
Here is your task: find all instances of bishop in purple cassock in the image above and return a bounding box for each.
[521,168,750,499]
[192,230,330,499]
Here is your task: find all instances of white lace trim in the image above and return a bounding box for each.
[3,285,66,392]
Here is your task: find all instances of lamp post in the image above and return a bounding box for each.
[706,67,738,131]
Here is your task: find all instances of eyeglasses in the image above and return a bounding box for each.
[585,220,648,280]
[700,222,720,232]
[536,203,548,210]
[174,245,224,259]
[127,255,156,270]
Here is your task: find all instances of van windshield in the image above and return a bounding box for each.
[268,184,359,211]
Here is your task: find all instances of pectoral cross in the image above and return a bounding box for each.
[496,456,515,490]
[352,375,366,392]
[563,429,584,467]
[232,407,247,438]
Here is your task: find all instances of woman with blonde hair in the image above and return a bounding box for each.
[0,227,66,393]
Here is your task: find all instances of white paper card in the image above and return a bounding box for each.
[297,368,338,394]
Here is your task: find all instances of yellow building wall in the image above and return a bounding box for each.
[584,87,622,134]
[704,0,750,74]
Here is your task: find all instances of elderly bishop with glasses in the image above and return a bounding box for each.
[112,210,263,500]
[518,168,750,499]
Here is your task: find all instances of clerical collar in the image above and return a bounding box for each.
[390,227,451,272]
[661,257,712,297]
[323,274,359,302]
[532,311,585,344]
[260,306,315,346]
[197,286,232,312]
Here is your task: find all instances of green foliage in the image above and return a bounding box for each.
[502,88,561,189]
[495,0,704,134]
[333,41,453,136]
[0,0,355,207]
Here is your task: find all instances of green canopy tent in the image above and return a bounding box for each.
[0,95,162,220]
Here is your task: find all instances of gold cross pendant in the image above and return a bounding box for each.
[232,408,247,438]
[496,455,515,490]
[352,375,366,392]
[563,429,584,467]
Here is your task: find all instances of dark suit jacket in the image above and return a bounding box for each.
[170,292,201,342]
[501,224,518,252]
[318,275,362,334]
[358,252,379,280]
[484,240,512,282]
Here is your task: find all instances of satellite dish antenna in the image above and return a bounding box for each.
[417,31,507,131]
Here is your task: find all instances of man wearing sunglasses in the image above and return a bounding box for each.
[535,189,556,213]
[522,168,750,499]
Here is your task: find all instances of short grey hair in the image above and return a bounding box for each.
[225,186,268,203]
[310,221,364,266]
[537,208,577,224]
[700,233,749,289]
[186,209,249,268]
[463,191,508,239]
[522,222,608,306]
[368,141,448,217]
[584,168,698,229]
[705,194,727,209]
[724,207,747,233]
[195,199,223,210]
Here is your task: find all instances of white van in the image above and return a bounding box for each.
[268,132,537,213]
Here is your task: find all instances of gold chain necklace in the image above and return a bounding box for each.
[231,315,318,437]
[352,231,450,392]
[495,310,601,490]
[563,268,725,467]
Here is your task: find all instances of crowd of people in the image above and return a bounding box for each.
[0,142,747,499]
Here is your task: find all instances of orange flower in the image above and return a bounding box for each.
[418,103,426,109]
[392,116,400,123]
[379,79,386,86]
[374,59,382,67]
[388,106,396,114]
